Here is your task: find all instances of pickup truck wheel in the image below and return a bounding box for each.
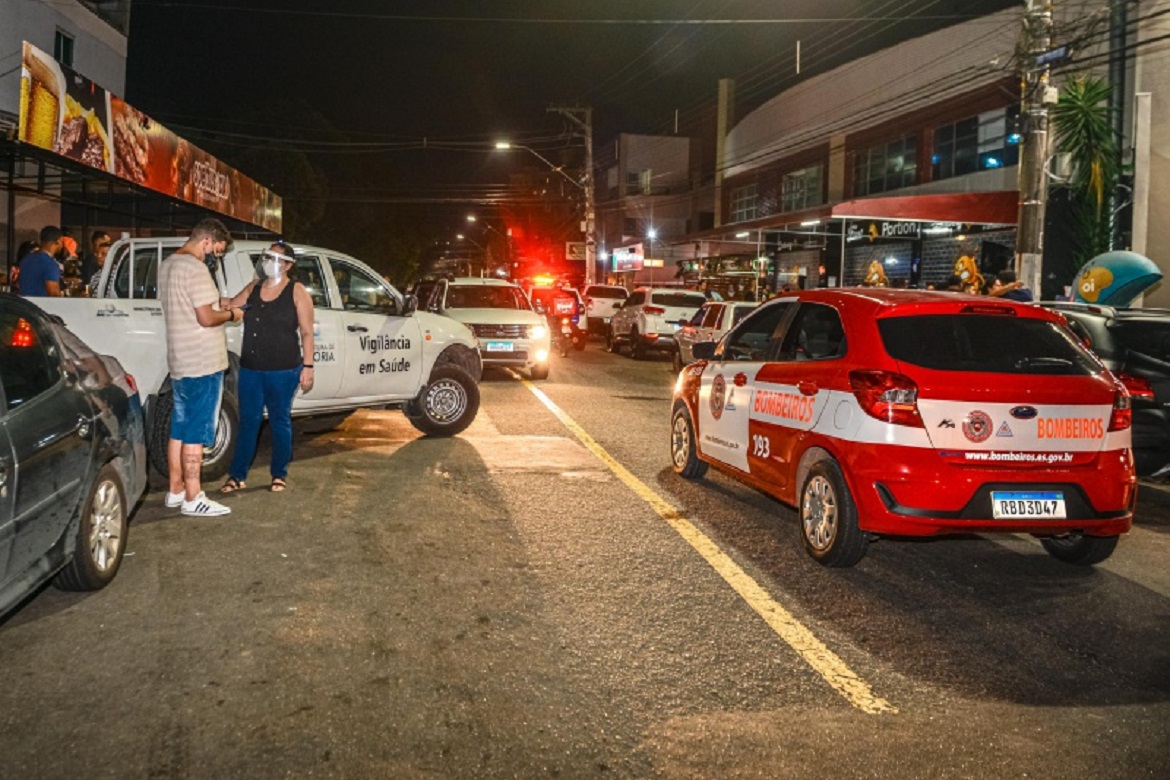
[54,465,127,591]
[148,391,239,481]
[529,364,550,380]
[406,365,480,437]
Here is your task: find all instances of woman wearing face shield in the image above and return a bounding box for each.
[219,242,315,493]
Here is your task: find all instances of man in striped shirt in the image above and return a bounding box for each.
[159,218,245,517]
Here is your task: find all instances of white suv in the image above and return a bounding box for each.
[582,284,629,335]
[606,287,707,359]
[432,277,552,379]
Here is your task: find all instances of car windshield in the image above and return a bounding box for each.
[878,314,1102,375]
[587,286,627,300]
[1112,320,1170,362]
[446,285,531,310]
[652,292,707,308]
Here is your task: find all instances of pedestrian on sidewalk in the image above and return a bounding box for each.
[159,218,241,517]
[219,241,315,495]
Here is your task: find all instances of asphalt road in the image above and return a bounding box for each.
[2,343,1168,779]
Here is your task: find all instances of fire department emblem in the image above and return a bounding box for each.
[962,410,993,443]
[710,374,726,420]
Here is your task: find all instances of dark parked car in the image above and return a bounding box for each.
[0,293,146,619]
[1046,302,1170,477]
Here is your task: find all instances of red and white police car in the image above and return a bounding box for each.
[670,289,1137,567]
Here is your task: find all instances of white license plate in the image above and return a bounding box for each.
[991,491,1066,519]
[485,341,513,352]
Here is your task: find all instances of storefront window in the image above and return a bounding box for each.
[782,165,824,212]
[932,105,1021,180]
[730,183,758,223]
[852,137,917,197]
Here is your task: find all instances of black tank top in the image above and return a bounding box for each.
[240,282,301,371]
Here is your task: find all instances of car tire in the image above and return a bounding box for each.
[54,464,128,592]
[629,328,644,360]
[572,331,587,351]
[670,403,708,480]
[1040,533,1119,566]
[405,365,480,437]
[606,326,622,355]
[799,458,868,567]
[148,389,239,482]
[530,363,551,380]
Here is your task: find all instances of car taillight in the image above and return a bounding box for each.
[1116,372,1154,401]
[849,370,924,428]
[643,305,665,315]
[11,318,35,347]
[125,373,139,395]
[1108,388,1133,432]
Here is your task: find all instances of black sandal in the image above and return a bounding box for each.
[270,478,287,493]
[220,477,245,494]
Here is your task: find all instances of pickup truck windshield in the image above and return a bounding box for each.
[447,286,531,311]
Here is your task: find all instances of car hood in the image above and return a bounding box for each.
[443,308,544,327]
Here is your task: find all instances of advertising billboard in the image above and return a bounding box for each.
[611,243,644,272]
[17,42,281,233]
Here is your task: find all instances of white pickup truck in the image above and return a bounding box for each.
[35,237,483,479]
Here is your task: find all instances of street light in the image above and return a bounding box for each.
[496,139,597,286]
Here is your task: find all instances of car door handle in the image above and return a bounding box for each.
[347,325,368,333]
[798,380,818,396]
[76,414,92,439]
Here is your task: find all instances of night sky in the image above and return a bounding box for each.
[123,0,1020,240]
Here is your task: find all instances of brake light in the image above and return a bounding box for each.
[849,370,924,427]
[1108,388,1133,432]
[125,373,139,395]
[1116,372,1154,401]
[11,318,35,347]
[960,305,1017,316]
[643,305,666,315]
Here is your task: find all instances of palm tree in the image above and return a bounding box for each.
[1049,76,1118,276]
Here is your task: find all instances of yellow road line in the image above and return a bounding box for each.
[516,374,898,716]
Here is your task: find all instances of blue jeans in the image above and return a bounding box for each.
[229,367,301,482]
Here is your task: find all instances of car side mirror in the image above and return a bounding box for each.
[692,341,717,361]
[401,293,418,317]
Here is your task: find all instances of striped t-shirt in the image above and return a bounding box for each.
[159,252,228,379]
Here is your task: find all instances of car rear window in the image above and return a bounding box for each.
[651,292,706,308]
[878,314,1101,375]
[586,286,627,300]
[1112,320,1170,362]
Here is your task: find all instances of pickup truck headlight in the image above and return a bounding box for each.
[530,325,547,340]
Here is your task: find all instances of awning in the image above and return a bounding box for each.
[831,190,1018,225]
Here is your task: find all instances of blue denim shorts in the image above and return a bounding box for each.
[170,372,224,446]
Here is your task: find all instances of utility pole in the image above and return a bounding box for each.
[1108,0,1128,250]
[1016,0,1056,295]
[549,105,597,285]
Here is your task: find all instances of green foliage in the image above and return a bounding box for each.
[1050,76,1118,267]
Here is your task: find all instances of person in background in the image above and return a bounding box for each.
[943,274,965,292]
[17,226,64,297]
[988,269,1034,302]
[159,218,239,517]
[87,235,113,295]
[81,231,110,287]
[9,240,39,294]
[59,234,84,296]
[219,242,315,495]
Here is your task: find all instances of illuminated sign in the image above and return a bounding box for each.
[17,42,281,232]
[612,243,644,272]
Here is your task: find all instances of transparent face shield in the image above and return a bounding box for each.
[257,248,290,283]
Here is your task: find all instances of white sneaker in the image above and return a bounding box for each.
[181,492,232,517]
[165,491,185,508]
